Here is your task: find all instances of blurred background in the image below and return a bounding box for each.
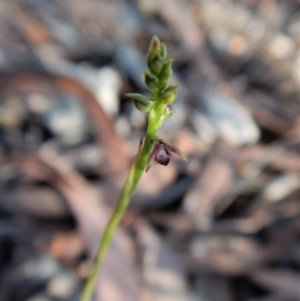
[0,0,299,301]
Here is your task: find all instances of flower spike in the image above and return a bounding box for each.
[80,36,189,301]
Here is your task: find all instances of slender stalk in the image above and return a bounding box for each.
[80,36,186,301]
[80,135,152,301]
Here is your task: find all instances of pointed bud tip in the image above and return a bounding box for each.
[181,155,189,162]
[150,36,160,50]
[166,58,174,65]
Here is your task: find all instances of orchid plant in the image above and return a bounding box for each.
[80,36,188,301]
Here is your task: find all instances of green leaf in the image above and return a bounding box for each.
[125,93,154,112]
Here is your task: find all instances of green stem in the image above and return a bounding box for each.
[80,35,179,301]
[80,135,152,301]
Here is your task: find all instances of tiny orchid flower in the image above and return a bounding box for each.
[146,139,188,172]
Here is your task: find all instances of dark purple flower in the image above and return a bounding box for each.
[146,140,188,172]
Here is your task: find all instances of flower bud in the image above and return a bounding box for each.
[159,59,173,82]
[149,36,161,54]
[134,100,154,112]
[144,71,158,88]
[160,85,178,104]
[164,105,175,119]
[148,57,163,75]
[125,93,154,112]
[144,71,160,94]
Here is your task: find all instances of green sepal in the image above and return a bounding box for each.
[159,43,167,61]
[160,85,178,104]
[125,93,151,105]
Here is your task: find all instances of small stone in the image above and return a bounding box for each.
[196,86,260,146]
[267,34,296,60]
[44,94,88,145]
[262,174,300,203]
[96,67,122,116]
[22,256,61,280]
[47,272,78,299]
